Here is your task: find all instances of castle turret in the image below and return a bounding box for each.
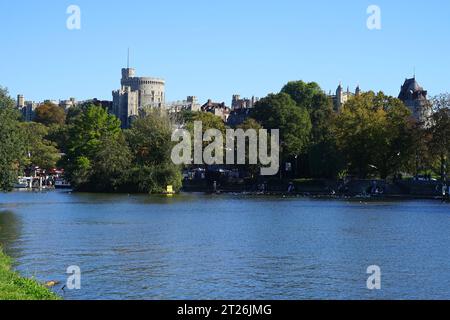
[335,83,343,111]
[121,68,136,82]
[336,83,342,96]
[398,77,431,126]
[17,94,25,109]
[333,82,356,112]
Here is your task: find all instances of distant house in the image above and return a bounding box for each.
[201,99,231,122]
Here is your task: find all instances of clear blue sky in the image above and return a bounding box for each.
[1,0,449,105]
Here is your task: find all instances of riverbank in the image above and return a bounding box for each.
[0,248,60,300]
[183,178,450,201]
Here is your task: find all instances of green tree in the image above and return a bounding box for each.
[251,93,312,160]
[281,81,325,110]
[34,102,66,126]
[281,81,339,177]
[20,122,60,170]
[185,111,226,134]
[428,94,450,180]
[0,87,25,191]
[88,133,132,192]
[236,118,263,179]
[64,105,130,191]
[125,110,182,193]
[184,111,227,161]
[333,92,415,179]
[281,80,334,142]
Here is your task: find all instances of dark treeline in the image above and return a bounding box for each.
[1,81,449,193]
[251,81,450,182]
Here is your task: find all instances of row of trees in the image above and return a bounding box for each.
[1,88,61,190]
[1,80,449,192]
[54,105,182,193]
[172,80,449,181]
[248,81,449,180]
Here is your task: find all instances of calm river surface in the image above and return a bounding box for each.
[0,191,449,300]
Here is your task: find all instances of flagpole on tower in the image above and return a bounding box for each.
[127,48,130,69]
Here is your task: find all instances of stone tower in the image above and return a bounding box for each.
[335,83,343,111]
[17,94,25,109]
[120,68,165,108]
[113,65,166,128]
[398,77,431,126]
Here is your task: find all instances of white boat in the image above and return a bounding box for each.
[55,178,72,189]
[14,177,30,189]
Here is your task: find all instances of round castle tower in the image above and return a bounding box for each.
[121,68,165,108]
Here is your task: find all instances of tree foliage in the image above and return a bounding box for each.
[235,118,264,178]
[125,110,182,193]
[333,92,415,179]
[0,87,25,191]
[281,81,339,177]
[428,94,450,179]
[34,102,66,126]
[20,122,60,170]
[63,105,130,191]
[251,93,312,160]
[281,80,333,142]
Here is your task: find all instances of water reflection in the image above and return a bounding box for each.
[0,210,21,257]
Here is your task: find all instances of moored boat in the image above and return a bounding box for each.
[55,178,72,189]
[14,177,30,189]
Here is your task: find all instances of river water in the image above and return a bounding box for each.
[0,190,449,300]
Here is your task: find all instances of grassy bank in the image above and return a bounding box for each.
[0,248,60,300]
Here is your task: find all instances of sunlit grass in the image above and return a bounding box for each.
[0,248,60,300]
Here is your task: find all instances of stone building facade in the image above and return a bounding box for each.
[331,84,361,112]
[112,86,139,128]
[16,94,38,122]
[201,99,231,122]
[227,94,259,127]
[59,98,77,110]
[167,96,201,113]
[231,95,259,110]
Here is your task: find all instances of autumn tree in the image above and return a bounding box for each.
[20,122,60,170]
[428,94,450,181]
[333,92,415,179]
[34,102,66,126]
